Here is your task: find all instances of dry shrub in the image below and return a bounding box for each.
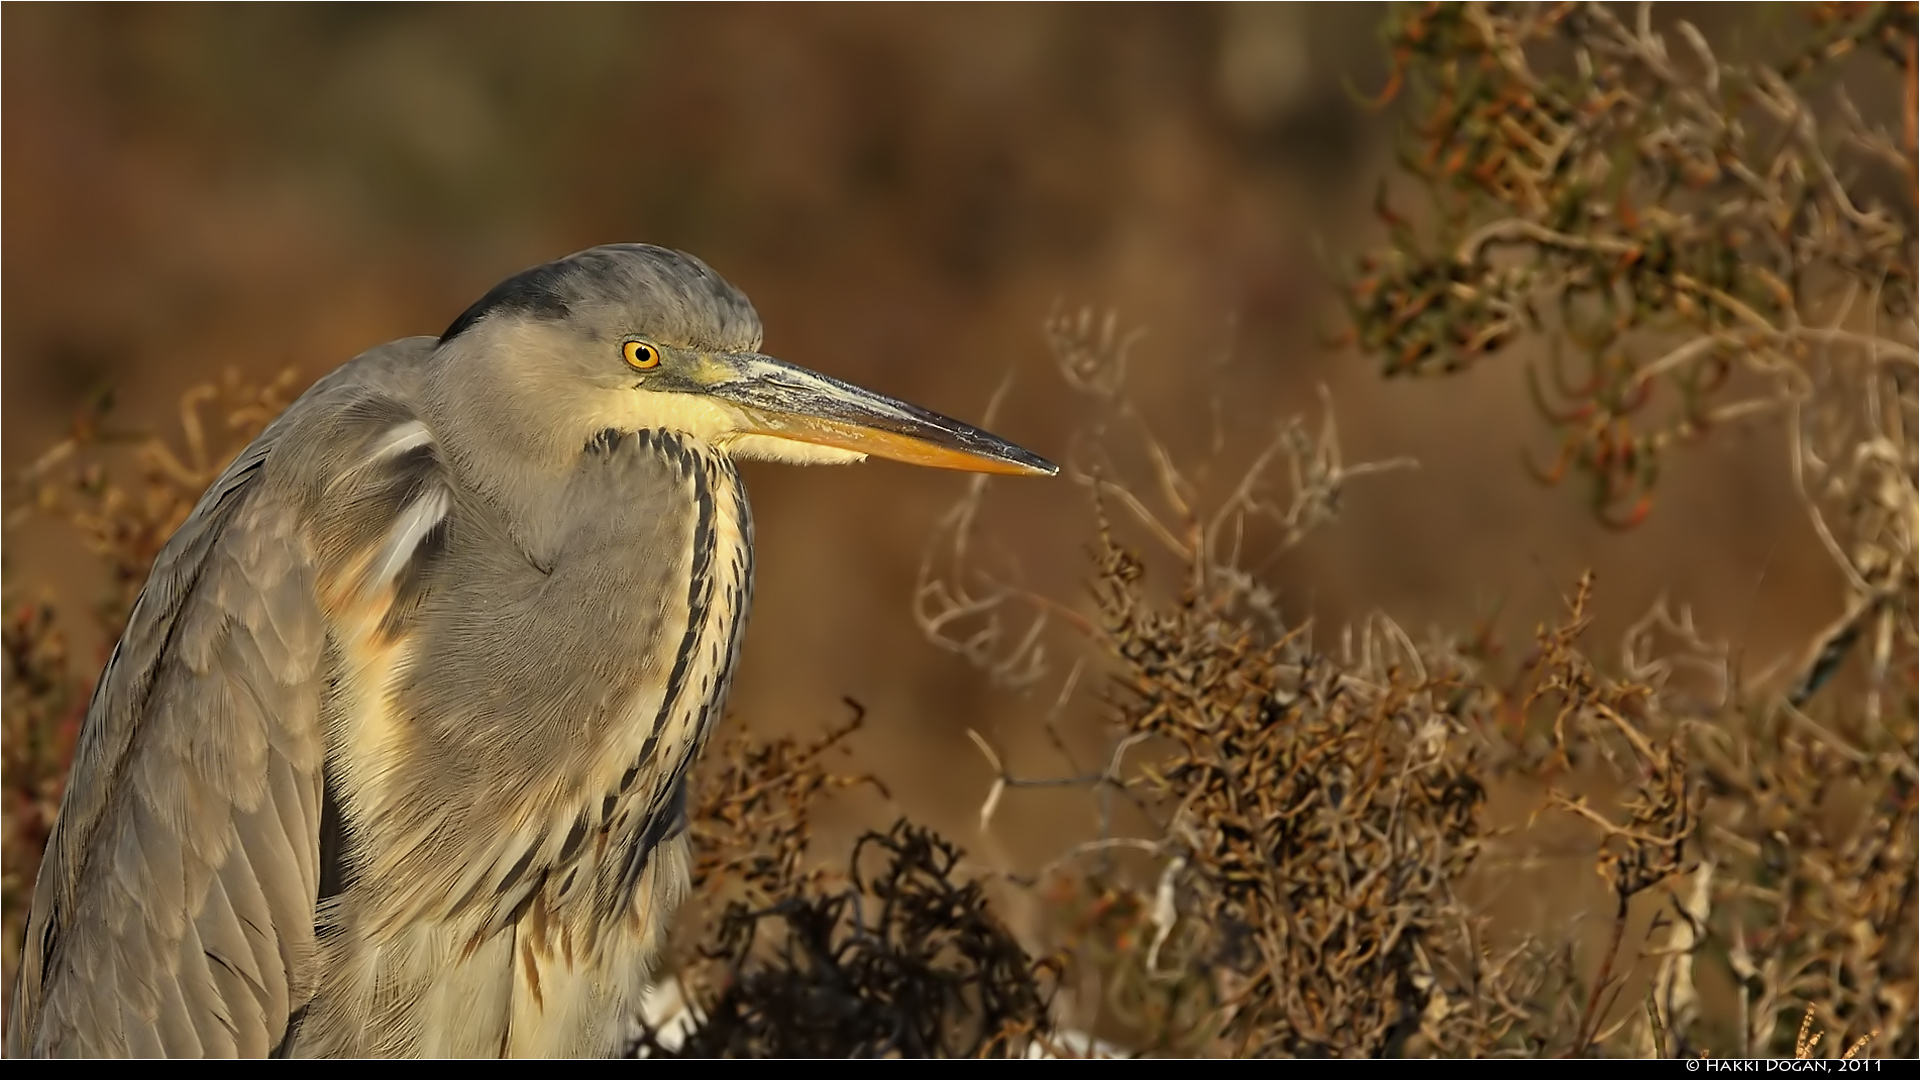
[1085,528,1489,1056]
[640,820,1058,1058]
[1346,2,1914,534]
[635,707,1060,1059]
[920,4,1912,1058]
[910,0,1913,1059]
[1344,2,1917,1057]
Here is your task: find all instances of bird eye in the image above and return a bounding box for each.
[623,341,661,370]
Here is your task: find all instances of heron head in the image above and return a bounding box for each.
[427,244,1056,477]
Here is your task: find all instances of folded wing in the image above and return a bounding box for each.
[6,341,433,1057]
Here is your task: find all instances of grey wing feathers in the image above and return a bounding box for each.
[6,339,434,1057]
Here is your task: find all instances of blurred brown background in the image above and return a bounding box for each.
[2,3,1841,886]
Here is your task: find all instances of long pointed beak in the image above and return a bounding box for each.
[702,353,1057,477]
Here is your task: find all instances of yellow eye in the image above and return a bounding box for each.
[623,340,661,370]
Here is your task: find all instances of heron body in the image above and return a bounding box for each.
[7,245,1053,1057]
